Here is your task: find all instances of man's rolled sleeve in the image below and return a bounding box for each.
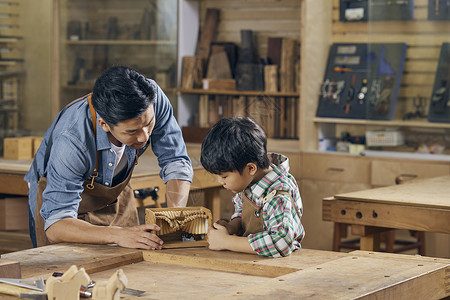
[160,160,193,184]
[44,210,78,231]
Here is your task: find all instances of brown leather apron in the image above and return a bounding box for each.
[241,190,300,237]
[34,95,139,247]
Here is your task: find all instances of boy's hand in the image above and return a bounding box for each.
[207,222,230,251]
[215,217,243,235]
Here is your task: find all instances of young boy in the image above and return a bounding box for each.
[200,117,305,257]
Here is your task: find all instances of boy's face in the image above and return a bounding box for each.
[217,165,255,193]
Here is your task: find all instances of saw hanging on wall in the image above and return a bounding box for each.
[145,207,212,248]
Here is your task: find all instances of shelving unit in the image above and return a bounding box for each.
[177,0,301,143]
[56,0,179,109]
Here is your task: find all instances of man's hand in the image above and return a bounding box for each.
[46,218,164,250]
[113,224,163,250]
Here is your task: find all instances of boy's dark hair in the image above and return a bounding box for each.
[92,66,156,126]
[201,117,270,174]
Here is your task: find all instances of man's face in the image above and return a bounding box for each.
[99,105,155,149]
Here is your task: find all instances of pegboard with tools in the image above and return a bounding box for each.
[340,0,415,22]
[428,0,450,21]
[316,43,407,120]
[428,43,450,123]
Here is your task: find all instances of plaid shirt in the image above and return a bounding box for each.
[231,153,305,257]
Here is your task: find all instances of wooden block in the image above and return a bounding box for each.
[280,38,297,92]
[0,197,29,230]
[196,8,220,62]
[206,51,232,79]
[267,37,282,65]
[181,126,211,144]
[32,136,43,157]
[0,260,21,278]
[180,56,196,89]
[202,78,236,90]
[232,96,247,118]
[264,65,278,92]
[3,137,33,160]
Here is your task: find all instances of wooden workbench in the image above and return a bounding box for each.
[323,175,450,252]
[1,243,449,299]
[0,148,223,221]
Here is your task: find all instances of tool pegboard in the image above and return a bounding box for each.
[428,0,450,20]
[340,0,414,22]
[316,43,407,120]
[428,43,450,123]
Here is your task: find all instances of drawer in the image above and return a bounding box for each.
[301,153,371,184]
[0,196,29,230]
[371,159,450,186]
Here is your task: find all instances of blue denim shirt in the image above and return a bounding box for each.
[25,80,193,231]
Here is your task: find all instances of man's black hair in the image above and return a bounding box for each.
[201,117,270,174]
[92,65,156,126]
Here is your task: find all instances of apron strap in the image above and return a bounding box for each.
[259,190,301,221]
[85,94,99,189]
[32,93,98,181]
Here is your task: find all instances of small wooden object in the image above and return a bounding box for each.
[3,137,33,160]
[202,78,236,90]
[92,269,127,300]
[45,265,90,300]
[0,260,21,278]
[280,38,297,92]
[264,65,278,92]
[145,207,212,248]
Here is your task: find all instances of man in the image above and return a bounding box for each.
[25,66,193,250]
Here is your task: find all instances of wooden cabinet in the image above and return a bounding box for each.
[56,0,178,110]
[371,158,450,186]
[299,152,372,250]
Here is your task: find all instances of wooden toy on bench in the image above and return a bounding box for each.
[45,265,90,300]
[145,206,212,248]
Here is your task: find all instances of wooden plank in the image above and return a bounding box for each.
[218,255,450,299]
[202,0,300,9]
[280,38,297,92]
[196,8,220,62]
[1,243,143,279]
[218,19,301,32]
[143,250,298,278]
[0,260,20,278]
[334,176,450,209]
[219,9,300,20]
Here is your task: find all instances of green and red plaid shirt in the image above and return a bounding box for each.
[231,153,305,257]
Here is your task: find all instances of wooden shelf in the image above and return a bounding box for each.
[313,117,450,129]
[179,88,299,97]
[65,40,176,46]
[62,85,177,95]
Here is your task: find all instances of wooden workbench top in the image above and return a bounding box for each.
[335,175,450,209]
[2,243,449,299]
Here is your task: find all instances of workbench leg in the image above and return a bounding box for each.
[204,188,221,222]
[360,234,381,251]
